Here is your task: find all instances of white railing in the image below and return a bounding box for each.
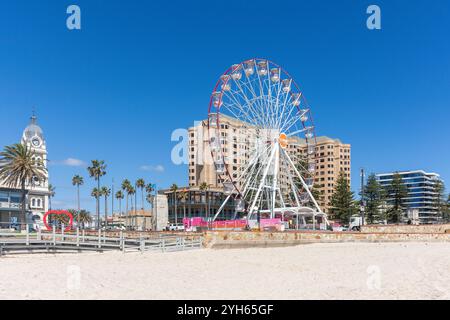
[0,224,203,256]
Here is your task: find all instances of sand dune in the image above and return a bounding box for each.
[0,242,449,300]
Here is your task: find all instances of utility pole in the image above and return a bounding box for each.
[360,168,365,226]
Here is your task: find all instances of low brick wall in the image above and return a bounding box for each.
[204,230,450,249]
[361,224,450,234]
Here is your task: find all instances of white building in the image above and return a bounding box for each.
[376,170,443,224]
[0,114,50,228]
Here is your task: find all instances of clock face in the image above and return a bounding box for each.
[32,138,40,147]
[33,177,41,186]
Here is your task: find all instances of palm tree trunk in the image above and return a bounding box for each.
[96,178,100,229]
[126,194,129,229]
[76,185,80,228]
[104,196,108,228]
[77,185,80,212]
[205,191,208,221]
[141,188,144,211]
[174,192,177,225]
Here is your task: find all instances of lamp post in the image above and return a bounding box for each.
[360,168,365,226]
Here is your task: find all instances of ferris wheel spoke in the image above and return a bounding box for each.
[246,81,270,128]
[280,111,303,135]
[221,100,258,127]
[232,78,269,128]
[224,90,266,127]
[276,90,294,130]
[271,78,284,129]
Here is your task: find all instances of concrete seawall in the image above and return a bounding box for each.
[204,230,450,249]
[361,224,450,234]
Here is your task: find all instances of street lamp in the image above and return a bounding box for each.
[360,168,365,226]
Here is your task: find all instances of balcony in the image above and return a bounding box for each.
[0,201,23,211]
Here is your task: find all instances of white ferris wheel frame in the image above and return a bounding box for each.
[207,58,329,227]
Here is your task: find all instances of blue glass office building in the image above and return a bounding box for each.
[376,170,442,224]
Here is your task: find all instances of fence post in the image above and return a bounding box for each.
[76,228,80,247]
[53,225,56,246]
[82,229,85,242]
[120,231,124,252]
[98,229,101,249]
[61,224,65,242]
[26,224,30,246]
[162,238,166,253]
[37,226,41,241]
[140,237,144,253]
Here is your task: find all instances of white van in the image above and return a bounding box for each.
[167,223,185,231]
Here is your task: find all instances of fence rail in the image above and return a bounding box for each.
[0,224,203,256]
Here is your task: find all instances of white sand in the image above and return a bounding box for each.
[0,242,449,300]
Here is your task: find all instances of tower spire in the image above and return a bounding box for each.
[31,107,37,124]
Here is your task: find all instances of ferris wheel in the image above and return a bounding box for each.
[208,58,328,227]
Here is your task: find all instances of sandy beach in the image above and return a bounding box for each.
[0,242,449,300]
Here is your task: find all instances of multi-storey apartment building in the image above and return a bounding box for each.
[376,170,443,224]
[187,115,351,213]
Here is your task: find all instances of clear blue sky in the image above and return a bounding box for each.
[1,0,449,212]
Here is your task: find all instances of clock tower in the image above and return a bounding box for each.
[21,114,49,224]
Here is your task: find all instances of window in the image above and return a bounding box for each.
[10,195,21,203]
[0,192,8,202]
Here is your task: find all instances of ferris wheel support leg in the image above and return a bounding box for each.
[284,152,301,208]
[212,194,233,222]
[270,144,280,219]
[281,147,329,227]
[248,144,278,223]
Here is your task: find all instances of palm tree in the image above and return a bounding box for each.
[145,183,155,208]
[101,186,111,228]
[0,144,47,222]
[72,175,84,212]
[170,184,179,225]
[48,184,56,210]
[199,182,210,221]
[87,160,107,229]
[128,185,136,229]
[136,178,145,211]
[146,193,153,207]
[91,187,101,227]
[115,190,124,216]
[121,179,131,215]
[77,210,92,229]
[179,189,188,221]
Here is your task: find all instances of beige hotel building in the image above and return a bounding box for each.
[187,115,351,214]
